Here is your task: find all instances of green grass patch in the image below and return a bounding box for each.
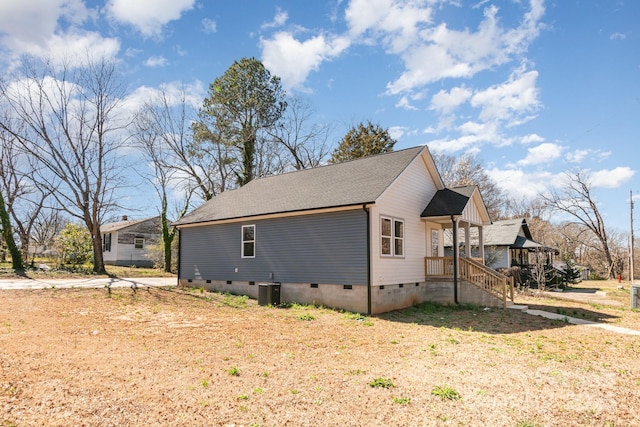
[431,385,461,401]
[369,377,394,388]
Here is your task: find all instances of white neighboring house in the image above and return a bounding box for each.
[100,216,162,267]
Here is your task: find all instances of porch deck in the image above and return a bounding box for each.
[425,256,515,307]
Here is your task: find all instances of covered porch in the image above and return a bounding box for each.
[421,186,514,308]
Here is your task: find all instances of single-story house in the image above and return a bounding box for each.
[445,218,558,269]
[484,218,557,270]
[100,216,161,267]
[174,146,514,314]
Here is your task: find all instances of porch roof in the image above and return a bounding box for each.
[420,186,475,217]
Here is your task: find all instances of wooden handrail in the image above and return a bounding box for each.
[459,258,514,307]
[425,256,515,308]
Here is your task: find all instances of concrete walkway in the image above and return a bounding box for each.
[0,277,177,290]
[508,304,640,336]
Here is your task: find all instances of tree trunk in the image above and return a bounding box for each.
[91,222,106,274]
[162,211,173,273]
[0,190,24,270]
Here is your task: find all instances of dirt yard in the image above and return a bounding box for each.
[1,284,639,426]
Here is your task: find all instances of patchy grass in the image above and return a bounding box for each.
[0,286,638,426]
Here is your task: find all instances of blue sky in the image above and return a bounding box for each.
[0,0,638,233]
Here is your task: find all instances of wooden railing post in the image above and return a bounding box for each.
[503,278,507,308]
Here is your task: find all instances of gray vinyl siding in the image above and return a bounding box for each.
[179,209,368,285]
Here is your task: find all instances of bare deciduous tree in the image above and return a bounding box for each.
[30,208,67,257]
[433,152,506,220]
[270,96,332,171]
[541,170,615,278]
[134,90,195,271]
[0,116,51,262]
[0,56,129,273]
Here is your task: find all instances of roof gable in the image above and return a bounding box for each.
[484,218,532,245]
[175,146,428,226]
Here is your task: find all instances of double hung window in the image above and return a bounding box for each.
[381,217,404,257]
[242,225,255,258]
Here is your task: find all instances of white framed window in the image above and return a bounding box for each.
[134,237,144,249]
[431,229,439,256]
[381,216,404,257]
[241,225,255,258]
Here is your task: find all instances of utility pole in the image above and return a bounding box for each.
[630,191,635,308]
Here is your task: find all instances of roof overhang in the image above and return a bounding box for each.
[174,203,375,229]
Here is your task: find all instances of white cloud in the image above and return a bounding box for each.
[345,0,433,53]
[591,167,635,188]
[386,1,545,95]
[422,126,436,134]
[388,126,406,140]
[262,9,288,30]
[471,69,540,123]
[125,47,143,58]
[0,0,92,45]
[105,0,195,38]
[395,96,418,110]
[566,149,590,163]
[565,148,611,164]
[0,1,118,67]
[518,142,563,165]
[428,133,486,153]
[14,32,120,68]
[144,56,168,68]
[429,86,472,114]
[121,80,205,117]
[521,133,544,144]
[260,32,350,91]
[487,168,556,200]
[610,32,626,41]
[202,18,217,34]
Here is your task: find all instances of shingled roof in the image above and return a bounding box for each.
[175,146,428,226]
[484,218,533,246]
[420,186,476,218]
[443,218,555,251]
[101,217,152,233]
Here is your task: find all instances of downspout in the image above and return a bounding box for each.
[451,215,459,304]
[176,228,182,287]
[363,204,372,315]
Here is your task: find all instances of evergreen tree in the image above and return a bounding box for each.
[562,257,582,285]
[330,121,396,163]
[197,57,287,186]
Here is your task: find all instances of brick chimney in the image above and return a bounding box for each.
[122,215,128,221]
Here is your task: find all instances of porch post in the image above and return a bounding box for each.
[451,215,460,304]
[464,222,471,258]
[478,225,485,264]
